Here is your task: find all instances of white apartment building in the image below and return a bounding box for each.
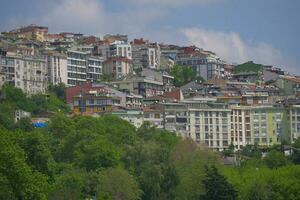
[45,52,68,85]
[231,106,252,150]
[187,101,231,151]
[287,105,300,143]
[67,50,88,86]
[87,56,103,83]
[97,41,132,60]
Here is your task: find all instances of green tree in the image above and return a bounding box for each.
[48,83,67,102]
[170,65,204,87]
[74,137,120,171]
[201,165,237,200]
[171,140,220,200]
[97,168,142,200]
[240,145,261,159]
[0,130,50,199]
[100,74,113,82]
[15,117,33,132]
[21,130,56,177]
[291,138,300,164]
[48,169,87,200]
[263,150,290,169]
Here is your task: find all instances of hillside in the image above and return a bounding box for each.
[234,61,263,74]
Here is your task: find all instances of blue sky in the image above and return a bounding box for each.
[0,0,299,73]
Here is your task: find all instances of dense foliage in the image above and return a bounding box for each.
[234,61,263,74]
[1,85,300,199]
[170,65,205,87]
[0,84,68,130]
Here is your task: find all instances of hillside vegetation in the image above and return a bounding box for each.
[234,61,263,74]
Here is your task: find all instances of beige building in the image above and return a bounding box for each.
[10,25,48,42]
[187,100,231,151]
[103,57,132,80]
[0,52,47,95]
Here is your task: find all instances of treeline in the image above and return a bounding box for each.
[1,85,300,199]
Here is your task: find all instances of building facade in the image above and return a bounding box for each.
[176,50,225,80]
[67,50,88,86]
[87,56,103,83]
[103,57,132,80]
[0,52,47,94]
[45,52,68,85]
[187,101,231,151]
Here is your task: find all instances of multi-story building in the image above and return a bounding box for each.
[0,52,47,95]
[283,100,300,143]
[44,51,68,85]
[112,74,164,98]
[231,106,256,150]
[67,50,88,86]
[251,106,283,146]
[187,100,231,151]
[87,56,103,83]
[176,48,225,80]
[10,24,48,42]
[231,106,283,150]
[161,102,189,138]
[143,105,164,128]
[66,82,142,109]
[131,39,161,70]
[96,40,132,60]
[103,57,132,80]
[72,89,119,115]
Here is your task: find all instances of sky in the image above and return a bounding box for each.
[0,0,299,74]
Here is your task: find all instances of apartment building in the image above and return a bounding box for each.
[72,89,119,115]
[96,41,132,60]
[231,106,255,150]
[176,48,225,80]
[143,106,164,128]
[252,106,283,146]
[231,106,283,150]
[112,74,164,98]
[44,52,68,85]
[161,103,189,138]
[67,50,88,86]
[187,101,231,151]
[10,24,48,42]
[0,52,47,95]
[284,102,300,143]
[103,57,132,80]
[131,39,161,70]
[87,56,103,83]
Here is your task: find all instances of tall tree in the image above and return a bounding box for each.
[170,65,204,87]
[97,168,142,200]
[200,165,237,200]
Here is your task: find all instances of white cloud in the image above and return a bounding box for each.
[181,27,297,73]
[42,0,107,34]
[38,0,166,36]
